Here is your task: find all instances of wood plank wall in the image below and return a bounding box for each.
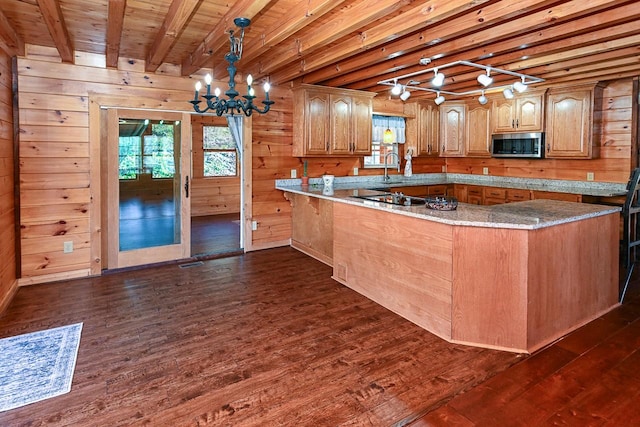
[16,44,294,282]
[0,47,17,311]
[190,114,240,217]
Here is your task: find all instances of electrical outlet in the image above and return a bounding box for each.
[291,169,297,178]
[251,220,258,231]
[441,165,446,173]
[587,172,594,181]
[483,167,489,175]
[63,241,73,253]
[353,167,359,176]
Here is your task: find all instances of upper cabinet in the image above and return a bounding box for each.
[465,103,491,157]
[545,84,603,159]
[440,103,466,157]
[491,89,545,133]
[293,84,375,157]
[404,101,439,157]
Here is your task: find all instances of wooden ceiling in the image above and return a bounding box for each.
[0,0,639,100]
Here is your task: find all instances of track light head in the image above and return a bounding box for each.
[434,92,445,105]
[477,68,493,87]
[432,69,445,87]
[503,87,514,99]
[513,76,527,93]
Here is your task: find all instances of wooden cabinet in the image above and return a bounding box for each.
[483,187,506,205]
[491,90,545,133]
[293,84,375,157]
[467,185,483,205]
[506,188,531,203]
[545,84,603,159]
[403,101,439,157]
[532,190,582,202]
[465,103,491,157]
[286,193,334,266]
[440,103,466,157]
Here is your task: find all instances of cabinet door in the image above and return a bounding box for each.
[416,102,440,156]
[516,94,543,131]
[440,104,466,156]
[352,96,372,155]
[466,105,491,157]
[305,91,331,155]
[545,89,592,158]
[329,94,352,154]
[492,99,516,132]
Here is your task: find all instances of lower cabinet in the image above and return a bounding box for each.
[531,190,582,202]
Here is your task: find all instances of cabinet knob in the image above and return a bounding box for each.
[516,119,519,128]
[512,119,515,128]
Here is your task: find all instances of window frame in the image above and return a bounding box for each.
[202,125,238,178]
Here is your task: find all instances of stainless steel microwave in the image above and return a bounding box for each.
[491,132,544,158]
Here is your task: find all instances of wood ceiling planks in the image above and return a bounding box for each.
[0,0,638,98]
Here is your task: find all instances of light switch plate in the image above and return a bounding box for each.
[483,167,489,175]
[353,167,359,176]
[251,220,258,231]
[63,241,73,253]
[291,169,297,178]
[587,172,594,181]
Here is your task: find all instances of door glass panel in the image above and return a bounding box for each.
[118,118,181,251]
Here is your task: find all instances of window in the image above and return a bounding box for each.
[203,126,237,177]
[118,120,176,180]
[364,115,406,168]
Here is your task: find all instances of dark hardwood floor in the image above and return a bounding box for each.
[1,247,639,426]
[191,213,241,256]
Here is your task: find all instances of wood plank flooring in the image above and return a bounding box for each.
[0,248,520,426]
[1,247,639,426]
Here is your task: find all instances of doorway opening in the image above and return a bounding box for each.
[190,115,242,257]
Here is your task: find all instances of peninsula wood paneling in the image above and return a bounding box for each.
[0,47,17,312]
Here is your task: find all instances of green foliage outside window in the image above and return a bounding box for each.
[203,126,237,177]
[118,122,176,179]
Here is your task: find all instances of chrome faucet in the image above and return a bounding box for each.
[383,152,401,182]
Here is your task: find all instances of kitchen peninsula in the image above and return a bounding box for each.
[277,176,622,353]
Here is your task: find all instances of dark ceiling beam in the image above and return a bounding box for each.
[181,0,274,76]
[106,0,127,68]
[36,0,74,63]
[146,0,202,72]
[0,8,24,56]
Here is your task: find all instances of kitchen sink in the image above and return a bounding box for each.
[352,193,426,206]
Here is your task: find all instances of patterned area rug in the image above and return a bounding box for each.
[0,323,83,412]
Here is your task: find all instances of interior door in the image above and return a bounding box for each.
[106,109,191,269]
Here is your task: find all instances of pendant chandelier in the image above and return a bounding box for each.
[190,17,274,116]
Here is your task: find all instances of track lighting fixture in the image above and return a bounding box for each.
[390,79,402,95]
[478,90,488,105]
[434,92,445,105]
[513,76,527,93]
[400,86,411,101]
[503,87,514,99]
[432,69,445,87]
[477,68,493,87]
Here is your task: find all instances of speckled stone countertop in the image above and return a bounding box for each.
[276,173,627,197]
[276,181,622,230]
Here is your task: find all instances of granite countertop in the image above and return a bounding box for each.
[276,173,628,198]
[277,182,622,230]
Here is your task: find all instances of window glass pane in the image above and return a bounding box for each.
[143,124,175,178]
[204,152,237,177]
[118,136,141,179]
[364,115,404,168]
[203,126,235,149]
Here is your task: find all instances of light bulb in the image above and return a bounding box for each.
[214,87,221,97]
[432,69,445,87]
[195,81,202,91]
[503,87,514,99]
[263,82,271,92]
[247,74,253,85]
[434,92,445,105]
[249,87,255,97]
[204,74,212,85]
